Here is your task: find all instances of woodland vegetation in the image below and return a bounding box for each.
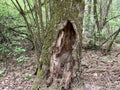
[0,0,120,90]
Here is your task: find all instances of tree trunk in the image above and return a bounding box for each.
[32,0,85,90]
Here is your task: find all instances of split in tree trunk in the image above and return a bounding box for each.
[47,20,78,90]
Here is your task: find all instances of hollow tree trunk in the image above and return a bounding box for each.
[32,0,85,90]
[47,20,82,90]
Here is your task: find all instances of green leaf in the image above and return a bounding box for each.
[14,47,26,55]
[22,73,32,79]
[0,70,4,77]
[0,55,3,61]
[109,20,116,26]
[16,56,25,62]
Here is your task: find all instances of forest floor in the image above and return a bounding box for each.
[0,42,120,90]
[81,48,120,90]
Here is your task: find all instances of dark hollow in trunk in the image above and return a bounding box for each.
[47,20,77,90]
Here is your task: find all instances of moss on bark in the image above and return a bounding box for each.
[32,0,85,90]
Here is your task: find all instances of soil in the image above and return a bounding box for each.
[81,49,120,90]
[0,50,37,90]
[0,43,120,90]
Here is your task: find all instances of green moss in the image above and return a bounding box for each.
[32,0,84,89]
[32,68,43,90]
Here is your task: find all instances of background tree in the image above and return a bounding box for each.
[83,0,120,53]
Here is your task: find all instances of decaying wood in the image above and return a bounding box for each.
[47,20,78,90]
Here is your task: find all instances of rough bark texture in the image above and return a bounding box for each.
[32,0,85,90]
[47,20,77,90]
[46,0,85,89]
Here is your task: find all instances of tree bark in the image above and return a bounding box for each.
[32,0,85,90]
